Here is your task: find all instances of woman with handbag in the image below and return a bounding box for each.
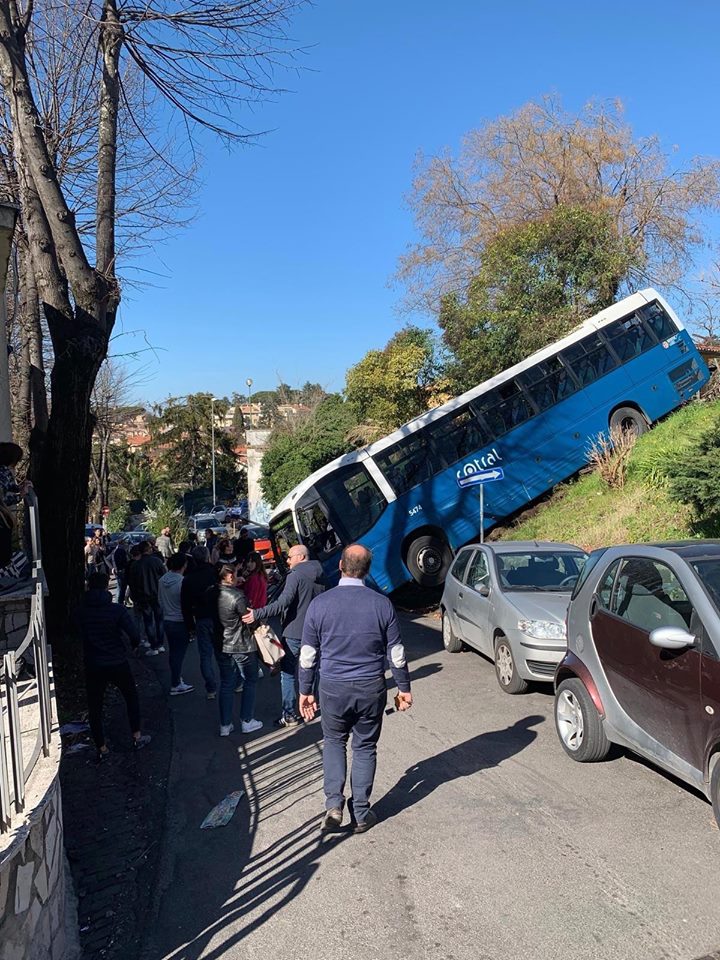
[241,551,267,609]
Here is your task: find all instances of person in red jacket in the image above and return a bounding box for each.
[241,551,267,609]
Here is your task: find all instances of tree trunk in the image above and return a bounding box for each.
[34,312,109,650]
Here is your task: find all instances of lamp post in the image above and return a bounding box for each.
[210,396,219,507]
[245,378,253,429]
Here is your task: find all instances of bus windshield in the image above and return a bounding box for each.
[270,290,709,594]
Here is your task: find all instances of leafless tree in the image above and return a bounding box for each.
[397,95,720,313]
[0,0,305,649]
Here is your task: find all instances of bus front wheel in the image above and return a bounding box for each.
[609,406,647,436]
[406,535,453,587]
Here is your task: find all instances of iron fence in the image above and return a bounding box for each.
[0,490,53,834]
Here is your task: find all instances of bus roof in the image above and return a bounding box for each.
[271,288,672,518]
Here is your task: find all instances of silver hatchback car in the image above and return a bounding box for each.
[441,541,588,693]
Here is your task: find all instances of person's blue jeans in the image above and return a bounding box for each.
[165,621,189,687]
[280,637,301,718]
[195,618,218,694]
[319,676,386,822]
[217,651,259,726]
[115,571,128,605]
[140,600,164,650]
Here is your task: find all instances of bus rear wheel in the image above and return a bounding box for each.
[609,406,647,437]
[406,534,453,587]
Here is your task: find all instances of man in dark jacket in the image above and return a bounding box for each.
[111,537,129,604]
[213,564,262,737]
[127,540,166,654]
[75,572,151,759]
[243,544,324,727]
[299,544,412,834]
[181,545,218,698]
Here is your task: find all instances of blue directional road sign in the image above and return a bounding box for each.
[457,467,504,489]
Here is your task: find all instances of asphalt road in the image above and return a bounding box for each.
[143,613,720,960]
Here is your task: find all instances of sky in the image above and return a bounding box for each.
[115,0,720,405]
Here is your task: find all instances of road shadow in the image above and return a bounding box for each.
[373,715,545,823]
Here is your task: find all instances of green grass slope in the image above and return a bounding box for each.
[501,400,720,551]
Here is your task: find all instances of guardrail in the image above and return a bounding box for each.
[0,489,52,834]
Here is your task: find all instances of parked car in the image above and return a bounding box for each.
[441,541,588,694]
[108,530,153,546]
[190,514,227,543]
[554,541,720,827]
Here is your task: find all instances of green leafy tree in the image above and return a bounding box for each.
[345,326,443,440]
[260,395,359,507]
[145,494,189,544]
[152,393,239,495]
[439,206,635,391]
[105,504,132,534]
[666,422,720,536]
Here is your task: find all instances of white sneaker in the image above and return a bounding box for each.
[241,719,263,734]
[170,681,194,696]
[219,723,234,737]
[156,645,166,653]
[145,648,160,657]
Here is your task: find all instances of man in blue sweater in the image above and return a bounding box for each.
[299,544,412,834]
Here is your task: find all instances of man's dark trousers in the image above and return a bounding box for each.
[319,676,386,822]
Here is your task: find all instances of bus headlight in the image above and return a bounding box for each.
[517,619,566,641]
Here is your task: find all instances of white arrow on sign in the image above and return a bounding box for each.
[457,467,505,489]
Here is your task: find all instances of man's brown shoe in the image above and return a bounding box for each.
[353,809,377,834]
[322,808,343,832]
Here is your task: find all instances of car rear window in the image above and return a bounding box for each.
[450,549,472,583]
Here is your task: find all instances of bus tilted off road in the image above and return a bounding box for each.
[270,289,709,594]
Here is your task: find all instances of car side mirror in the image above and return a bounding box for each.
[649,626,696,650]
[475,582,490,597]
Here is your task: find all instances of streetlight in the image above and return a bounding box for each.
[210,396,220,507]
[245,378,253,429]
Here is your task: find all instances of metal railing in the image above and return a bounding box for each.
[0,489,52,834]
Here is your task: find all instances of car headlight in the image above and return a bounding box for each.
[517,619,566,641]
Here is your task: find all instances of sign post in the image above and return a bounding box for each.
[456,467,505,542]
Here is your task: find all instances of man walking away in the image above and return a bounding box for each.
[127,540,166,654]
[112,537,130,604]
[156,526,175,561]
[181,545,219,699]
[75,572,151,761]
[243,544,324,728]
[299,544,412,834]
[159,554,193,696]
[214,564,263,737]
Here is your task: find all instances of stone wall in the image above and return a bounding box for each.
[0,769,78,960]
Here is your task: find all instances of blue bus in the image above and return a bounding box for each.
[270,289,709,593]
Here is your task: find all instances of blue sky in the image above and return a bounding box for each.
[116,1,720,404]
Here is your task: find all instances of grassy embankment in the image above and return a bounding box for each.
[501,399,720,551]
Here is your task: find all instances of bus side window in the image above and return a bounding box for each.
[603,313,655,363]
[518,356,578,413]
[474,380,532,438]
[637,302,676,342]
[428,407,490,470]
[375,433,433,495]
[561,334,617,387]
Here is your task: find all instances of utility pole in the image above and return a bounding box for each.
[211,396,218,507]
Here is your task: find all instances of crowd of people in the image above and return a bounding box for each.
[77,526,413,832]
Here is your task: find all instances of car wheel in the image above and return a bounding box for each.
[710,757,720,830]
[494,635,528,695]
[442,611,463,653]
[609,406,647,437]
[405,535,453,587]
[555,678,610,762]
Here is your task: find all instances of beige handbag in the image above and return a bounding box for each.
[254,622,285,667]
